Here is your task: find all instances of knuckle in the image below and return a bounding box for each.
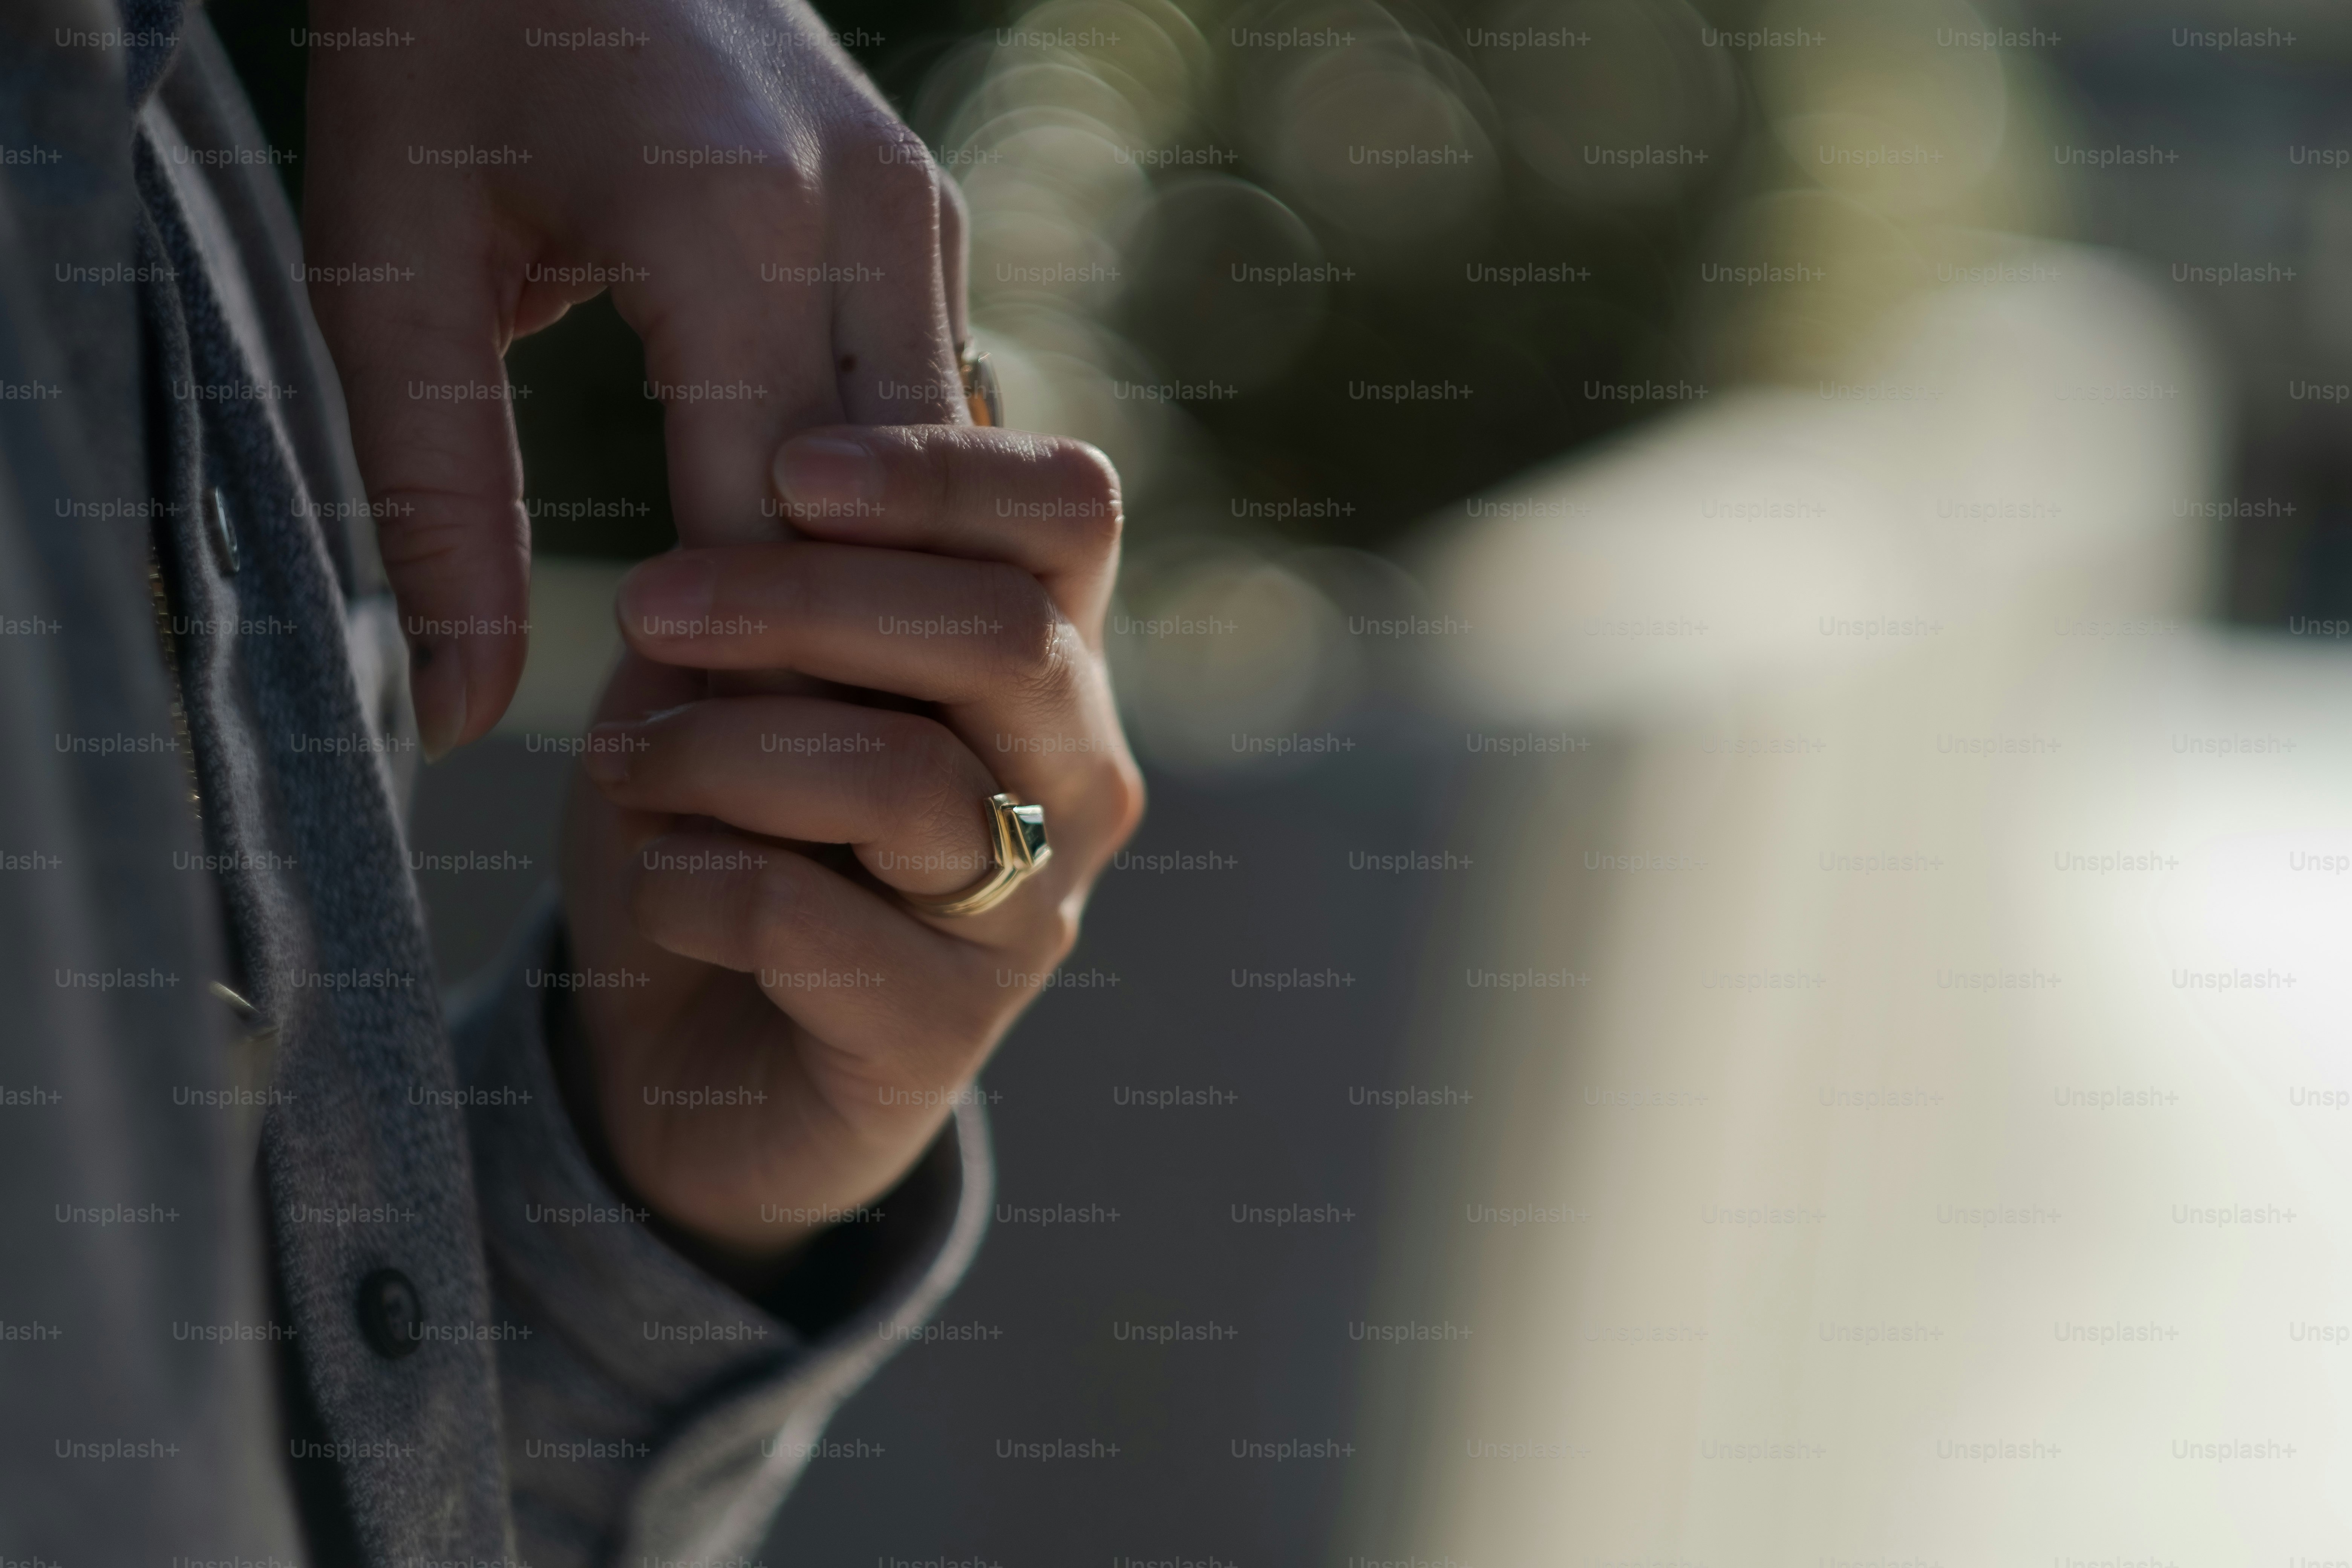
[1046,441,1124,549]
[879,158,940,221]
[880,714,966,792]
[1100,756,1148,850]
[842,120,940,216]
[972,567,1069,698]
[881,717,985,840]
[738,157,827,221]
[743,853,824,960]
[1036,901,1082,968]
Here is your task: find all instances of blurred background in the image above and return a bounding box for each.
[218,0,2352,1559]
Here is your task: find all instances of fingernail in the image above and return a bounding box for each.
[774,433,882,517]
[411,638,469,763]
[620,553,717,641]
[582,724,635,784]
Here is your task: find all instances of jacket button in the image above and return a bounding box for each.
[357,1268,424,1360]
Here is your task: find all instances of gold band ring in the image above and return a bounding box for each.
[903,793,1051,918]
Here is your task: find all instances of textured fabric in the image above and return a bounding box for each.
[459,905,992,1566]
[0,11,988,1566]
[0,2,303,1560]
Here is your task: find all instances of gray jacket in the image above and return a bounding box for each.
[0,7,988,1565]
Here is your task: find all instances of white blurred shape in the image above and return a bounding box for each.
[1345,239,2352,1561]
[1426,246,2217,724]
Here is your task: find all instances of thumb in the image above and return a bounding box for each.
[305,190,529,761]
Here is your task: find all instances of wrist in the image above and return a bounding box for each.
[544,972,822,1292]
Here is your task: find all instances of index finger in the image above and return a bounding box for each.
[768,424,1125,635]
[606,185,833,547]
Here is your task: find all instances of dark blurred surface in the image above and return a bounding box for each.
[407,740,570,988]
[408,706,1479,1560]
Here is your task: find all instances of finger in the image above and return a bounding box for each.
[615,543,1136,839]
[584,697,1001,897]
[617,540,1080,714]
[827,124,963,427]
[769,425,1123,632]
[937,167,970,352]
[628,825,1018,1090]
[511,263,616,341]
[303,141,527,758]
[606,160,841,548]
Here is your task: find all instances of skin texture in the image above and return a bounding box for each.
[304,0,969,754]
[303,2,1142,1268]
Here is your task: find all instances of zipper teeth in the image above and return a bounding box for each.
[144,531,202,818]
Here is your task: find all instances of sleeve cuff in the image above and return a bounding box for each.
[452,894,994,1565]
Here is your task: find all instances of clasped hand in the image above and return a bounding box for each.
[303,0,1143,1266]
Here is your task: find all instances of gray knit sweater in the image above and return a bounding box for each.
[0,8,988,1565]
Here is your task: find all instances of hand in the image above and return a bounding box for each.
[303,0,968,756]
[558,427,1144,1260]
